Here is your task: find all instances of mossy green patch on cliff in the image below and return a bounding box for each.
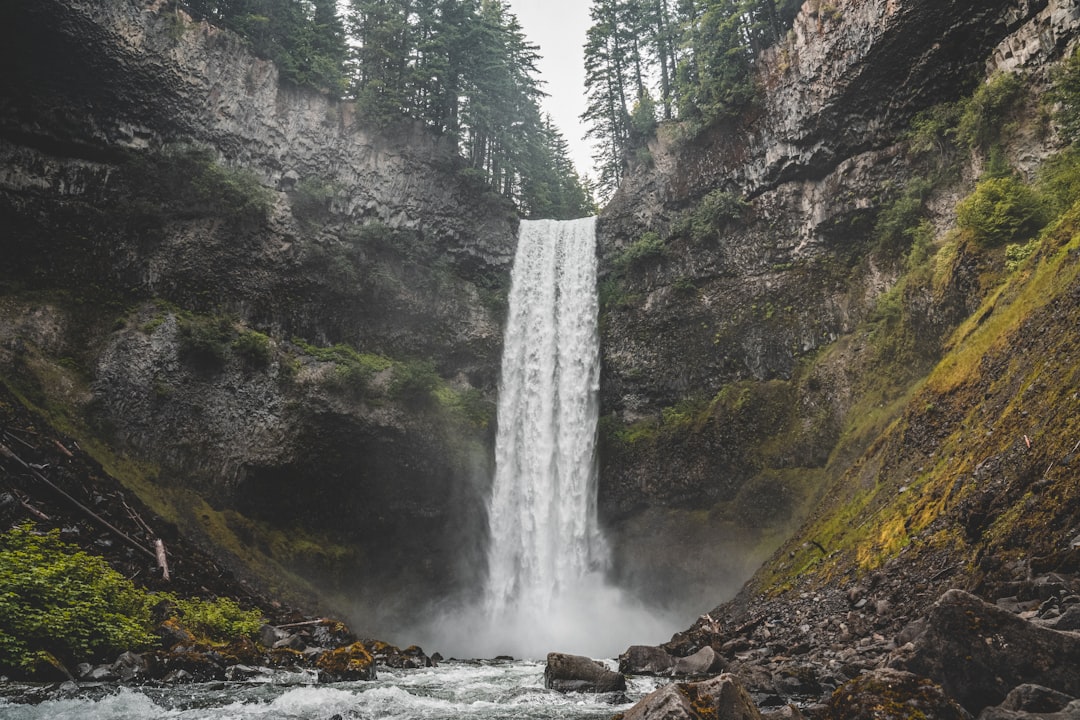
[757,175,1080,594]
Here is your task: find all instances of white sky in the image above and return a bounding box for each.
[506,0,596,181]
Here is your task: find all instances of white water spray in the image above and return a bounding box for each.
[425,218,677,660]
[484,216,608,628]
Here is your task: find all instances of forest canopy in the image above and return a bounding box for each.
[177,0,595,220]
[582,0,802,198]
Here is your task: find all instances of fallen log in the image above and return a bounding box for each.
[154,538,170,581]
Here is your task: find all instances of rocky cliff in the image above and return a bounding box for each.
[596,0,1080,614]
[0,0,516,632]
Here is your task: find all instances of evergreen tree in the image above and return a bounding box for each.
[183,0,347,92]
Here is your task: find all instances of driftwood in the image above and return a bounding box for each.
[12,489,51,521]
[154,538,170,581]
[275,618,332,630]
[0,442,157,562]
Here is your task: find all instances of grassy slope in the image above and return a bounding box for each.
[752,198,1080,598]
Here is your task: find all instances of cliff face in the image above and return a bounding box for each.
[0,0,515,629]
[597,0,1080,611]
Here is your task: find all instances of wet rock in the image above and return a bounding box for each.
[259,624,289,648]
[988,684,1077,715]
[85,665,120,682]
[153,650,226,682]
[544,653,626,693]
[825,668,971,720]
[315,642,377,682]
[310,620,355,649]
[111,651,151,682]
[620,645,677,675]
[1037,605,1080,631]
[274,634,307,651]
[157,617,197,650]
[673,646,726,677]
[618,673,761,720]
[889,589,1080,714]
[224,664,262,681]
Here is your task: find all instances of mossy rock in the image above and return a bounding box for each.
[219,635,261,666]
[825,668,969,720]
[315,642,376,682]
[265,646,306,668]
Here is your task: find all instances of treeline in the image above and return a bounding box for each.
[583,0,802,198]
[178,0,594,220]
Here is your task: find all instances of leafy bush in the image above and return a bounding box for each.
[617,232,666,270]
[389,359,441,405]
[164,596,264,643]
[874,178,933,256]
[233,330,272,368]
[1051,45,1080,144]
[956,73,1023,150]
[178,314,235,369]
[956,176,1048,246]
[1005,239,1040,272]
[0,525,155,671]
[294,340,393,396]
[906,102,963,160]
[291,177,338,223]
[1038,147,1080,214]
[690,189,747,241]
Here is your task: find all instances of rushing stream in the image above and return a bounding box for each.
[0,661,665,719]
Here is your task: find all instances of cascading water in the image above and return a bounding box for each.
[434,217,677,661]
[482,217,608,644]
[417,217,678,660]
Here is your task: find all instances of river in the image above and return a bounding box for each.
[0,660,665,719]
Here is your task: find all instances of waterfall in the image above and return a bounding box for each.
[421,217,677,661]
[482,217,609,630]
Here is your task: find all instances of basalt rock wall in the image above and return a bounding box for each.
[0,0,515,631]
[597,0,1080,612]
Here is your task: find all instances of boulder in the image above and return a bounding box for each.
[315,642,377,682]
[889,589,1080,714]
[544,653,626,693]
[978,685,1080,719]
[111,651,151,682]
[618,673,761,720]
[672,646,726,676]
[825,668,971,720]
[620,645,678,675]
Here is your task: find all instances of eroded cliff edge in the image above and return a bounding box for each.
[597,0,1080,613]
[0,0,516,631]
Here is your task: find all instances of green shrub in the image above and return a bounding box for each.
[178,314,235,369]
[1005,239,1040,271]
[1038,146,1080,213]
[874,178,933,255]
[291,177,338,223]
[233,330,272,368]
[165,596,264,643]
[690,189,747,241]
[1051,45,1080,144]
[0,524,155,671]
[293,339,393,396]
[956,176,1048,246]
[617,232,666,270]
[906,102,962,160]
[389,359,441,405]
[956,73,1024,150]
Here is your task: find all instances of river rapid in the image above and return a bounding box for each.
[0,660,665,720]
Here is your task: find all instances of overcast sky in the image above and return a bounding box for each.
[506,0,595,181]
